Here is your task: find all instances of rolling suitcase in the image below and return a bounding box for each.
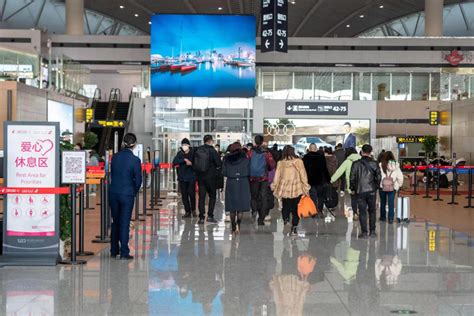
[396,196,410,223]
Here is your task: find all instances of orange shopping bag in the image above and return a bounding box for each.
[297,195,317,218]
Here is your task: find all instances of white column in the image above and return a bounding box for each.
[425,0,443,37]
[65,0,84,35]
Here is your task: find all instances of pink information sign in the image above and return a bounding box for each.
[6,124,57,237]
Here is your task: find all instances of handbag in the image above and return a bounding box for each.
[297,195,317,218]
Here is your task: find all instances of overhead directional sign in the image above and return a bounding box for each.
[261,0,275,53]
[275,0,288,53]
[285,102,348,115]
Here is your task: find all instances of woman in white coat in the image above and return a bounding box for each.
[379,151,404,223]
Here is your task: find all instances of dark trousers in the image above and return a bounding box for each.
[350,194,358,213]
[309,185,325,213]
[357,191,377,233]
[250,181,269,222]
[282,196,301,227]
[198,178,217,220]
[379,190,395,221]
[109,192,135,256]
[179,181,196,214]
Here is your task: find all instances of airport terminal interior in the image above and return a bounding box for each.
[0,0,474,315]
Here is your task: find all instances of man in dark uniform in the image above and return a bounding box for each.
[109,133,142,260]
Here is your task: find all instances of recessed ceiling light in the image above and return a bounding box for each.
[290,1,296,4]
[148,21,152,25]
[134,13,139,17]
[218,7,223,10]
[119,5,124,9]
[379,5,384,8]
[359,14,365,18]
[346,24,350,28]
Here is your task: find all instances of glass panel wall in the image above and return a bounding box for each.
[257,69,474,101]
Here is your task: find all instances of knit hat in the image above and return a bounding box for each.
[181,138,191,146]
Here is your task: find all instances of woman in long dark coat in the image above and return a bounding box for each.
[223,142,251,234]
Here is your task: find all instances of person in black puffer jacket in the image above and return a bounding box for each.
[223,142,251,233]
[303,143,330,214]
[173,138,197,219]
[350,144,382,239]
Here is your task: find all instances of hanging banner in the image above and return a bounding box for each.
[261,0,276,53]
[61,151,86,184]
[275,0,288,53]
[1,122,60,266]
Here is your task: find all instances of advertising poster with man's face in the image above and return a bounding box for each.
[263,119,370,154]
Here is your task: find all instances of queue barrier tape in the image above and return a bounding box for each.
[141,163,153,174]
[0,186,84,195]
[159,163,173,169]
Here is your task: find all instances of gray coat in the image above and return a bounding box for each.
[223,152,251,212]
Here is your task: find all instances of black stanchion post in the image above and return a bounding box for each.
[92,178,110,243]
[448,167,459,205]
[77,188,94,256]
[142,169,152,217]
[423,167,432,198]
[85,183,92,210]
[156,164,162,206]
[412,167,418,195]
[104,173,111,237]
[149,167,155,209]
[133,186,145,222]
[60,184,86,265]
[464,168,474,209]
[433,166,443,201]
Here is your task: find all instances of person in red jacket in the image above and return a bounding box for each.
[247,135,276,225]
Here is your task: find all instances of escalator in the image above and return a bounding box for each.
[86,89,133,156]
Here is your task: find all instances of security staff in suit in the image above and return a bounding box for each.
[109,133,142,260]
[343,122,357,149]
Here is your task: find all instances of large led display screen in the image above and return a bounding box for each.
[150,14,256,98]
[264,119,371,155]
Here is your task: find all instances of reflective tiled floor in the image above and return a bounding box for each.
[1,194,474,315]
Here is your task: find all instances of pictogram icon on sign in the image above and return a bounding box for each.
[13,208,21,217]
[28,196,35,205]
[27,208,35,217]
[41,209,50,217]
[41,196,50,205]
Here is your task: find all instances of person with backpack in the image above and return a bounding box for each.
[193,135,222,224]
[247,135,276,225]
[379,151,404,224]
[303,143,330,215]
[350,144,382,239]
[223,142,250,234]
[331,148,361,220]
[271,145,310,236]
[173,138,197,219]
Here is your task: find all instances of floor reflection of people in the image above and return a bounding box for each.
[108,260,132,314]
[348,239,380,315]
[271,237,315,316]
[190,226,223,315]
[175,219,197,300]
[376,224,402,290]
[222,230,276,316]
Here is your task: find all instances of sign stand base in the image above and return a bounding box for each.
[0,254,59,267]
[59,259,87,265]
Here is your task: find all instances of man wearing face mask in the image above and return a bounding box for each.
[173,138,197,219]
[109,133,142,260]
[193,134,222,224]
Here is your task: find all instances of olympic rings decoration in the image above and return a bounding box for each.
[264,123,297,137]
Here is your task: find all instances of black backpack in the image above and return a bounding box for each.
[193,146,210,173]
[324,184,339,209]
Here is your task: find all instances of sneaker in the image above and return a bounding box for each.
[119,255,134,260]
[358,232,368,239]
[340,191,345,197]
[369,231,377,238]
[264,215,272,222]
[207,217,218,224]
[198,219,205,225]
[379,218,386,222]
[225,215,231,222]
[182,213,192,219]
[257,220,265,226]
[290,226,298,236]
